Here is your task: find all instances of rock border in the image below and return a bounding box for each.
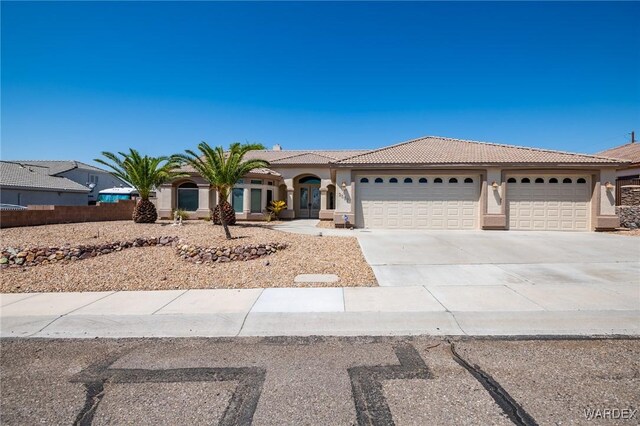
[1,237,287,269]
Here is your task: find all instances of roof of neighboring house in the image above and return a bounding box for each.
[12,160,110,175]
[334,136,625,166]
[597,142,640,165]
[0,161,90,192]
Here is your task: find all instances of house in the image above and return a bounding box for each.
[156,136,627,231]
[597,141,640,180]
[0,160,128,206]
[598,141,640,207]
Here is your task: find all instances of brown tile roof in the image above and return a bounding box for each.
[244,149,369,165]
[597,143,640,165]
[177,164,281,176]
[335,136,625,166]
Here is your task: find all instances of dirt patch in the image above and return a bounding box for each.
[0,221,377,292]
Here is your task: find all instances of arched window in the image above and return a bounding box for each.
[299,176,321,184]
[507,178,517,183]
[464,178,474,183]
[449,178,458,183]
[389,177,398,183]
[177,182,199,211]
[549,178,558,183]
[434,178,443,183]
[535,178,544,183]
[360,178,369,183]
[419,178,428,183]
[521,178,530,183]
[374,178,383,183]
[403,178,413,183]
[563,178,572,184]
[577,178,587,184]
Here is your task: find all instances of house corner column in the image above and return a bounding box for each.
[594,168,619,230]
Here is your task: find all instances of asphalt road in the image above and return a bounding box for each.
[1,337,638,425]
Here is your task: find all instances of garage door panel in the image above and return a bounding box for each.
[508,177,590,231]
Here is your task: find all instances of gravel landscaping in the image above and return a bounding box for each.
[0,221,377,293]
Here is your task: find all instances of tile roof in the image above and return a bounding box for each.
[335,136,625,166]
[597,143,640,165]
[177,163,282,177]
[13,160,109,175]
[244,149,368,165]
[0,161,90,192]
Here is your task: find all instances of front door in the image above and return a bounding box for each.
[299,186,321,218]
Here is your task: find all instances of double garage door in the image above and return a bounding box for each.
[355,173,592,231]
[356,175,479,229]
[507,175,591,231]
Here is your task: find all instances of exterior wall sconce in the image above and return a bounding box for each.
[341,181,347,190]
[604,181,614,191]
[491,181,499,190]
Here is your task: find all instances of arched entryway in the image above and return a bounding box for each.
[296,175,321,218]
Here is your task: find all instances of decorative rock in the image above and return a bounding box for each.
[16,251,28,258]
[0,257,8,265]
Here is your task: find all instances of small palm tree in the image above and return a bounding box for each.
[95,149,187,223]
[174,142,268,239]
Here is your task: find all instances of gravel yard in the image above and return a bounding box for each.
[0,221,377,293]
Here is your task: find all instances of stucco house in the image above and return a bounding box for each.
[597,141,640,181]
[0,160,128,206]
[156,136,626,231]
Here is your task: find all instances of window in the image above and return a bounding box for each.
[549,178,558,183]
[419,178,428,183]
[535,178,544,183]
[177,182,199,211]
[521,178,530,183]
[267,181,273,186]
[563,178,572,184]
[434,178,443,183]
[250,179,262,185]
[236,179,244,184]
[232,188,244,213]
[360,178,369,183]
[329,192,335,209]
[403,178,413,183]
[299,176,321,184]
[507,178,516,183]
[265,189,273,209]
[89,174,99,184]
[374,178,383,183]
[389,177,398,183]
[464,178,473,183]
[577,178,587,184]
[250,188,262,213]
[449,178,458,183]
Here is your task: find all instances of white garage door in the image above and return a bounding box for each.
[507,175,591,231]
[356,175,480,229]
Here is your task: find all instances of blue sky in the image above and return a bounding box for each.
[2,1,639,166]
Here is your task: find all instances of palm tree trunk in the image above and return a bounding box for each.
[220,212,232,239]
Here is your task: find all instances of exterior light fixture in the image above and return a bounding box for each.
[604,181,614,191]
[491,181,499,190]
[341,181,347,190]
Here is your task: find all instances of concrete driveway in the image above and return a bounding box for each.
[358,230,640,311]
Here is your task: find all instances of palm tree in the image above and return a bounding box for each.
[174,142,268,239]
[95,149,187,223]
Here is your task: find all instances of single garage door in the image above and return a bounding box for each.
[355,175,480,229]
[507,175,591,231]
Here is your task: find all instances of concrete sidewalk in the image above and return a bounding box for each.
[2,286,638,338]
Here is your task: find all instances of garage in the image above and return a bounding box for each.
[355,175,480,229]
[507,175,591,231]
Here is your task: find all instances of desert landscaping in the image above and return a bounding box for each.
[0,221,376,293]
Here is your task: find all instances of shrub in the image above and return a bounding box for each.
[173,209,190,220]
[268,200,287,219]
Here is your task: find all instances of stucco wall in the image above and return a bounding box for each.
[0,189,89,206]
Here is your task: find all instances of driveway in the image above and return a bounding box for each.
[358,230,640,311]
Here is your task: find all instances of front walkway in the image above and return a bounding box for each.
[2,287,638,338]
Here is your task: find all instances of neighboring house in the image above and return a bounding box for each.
[597,142,640,180]
[0,160,128,206]
[156,136,627,231]
[598,141,640,207]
